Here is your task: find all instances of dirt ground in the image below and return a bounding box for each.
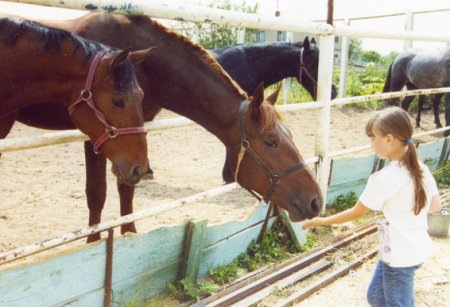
[0,106,448,305]
[285,235,450,307]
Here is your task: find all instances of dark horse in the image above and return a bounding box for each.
[0,16,152,185]
[16,13,323,242]
[211,38,338,182]
[383,48,450,136]
[211,38,337,100]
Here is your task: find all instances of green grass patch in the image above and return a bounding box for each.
[433,161,450,190]
[327,191,358,213]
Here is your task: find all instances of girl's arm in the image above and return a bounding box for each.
[429,194,443,213]
[302,201,370,229]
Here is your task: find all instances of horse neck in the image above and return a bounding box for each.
[0,43,85,115]
[142,56,245,146]
[245,43,300,86]
[84,14,247,147]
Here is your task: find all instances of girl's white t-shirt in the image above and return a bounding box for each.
[359,160,439,268]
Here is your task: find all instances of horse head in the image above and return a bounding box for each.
[297,37,337,100]
[69,47,153,185]
[233,83,323,221]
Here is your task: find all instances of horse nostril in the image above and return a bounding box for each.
[310,198,321,214]
[132,165,142,180]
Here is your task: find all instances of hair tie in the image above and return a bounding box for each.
[405,139,413,145]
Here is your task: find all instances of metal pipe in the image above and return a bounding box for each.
[315,35,335,208]
[0,183,238,264]
[2,86,449,153]
[4,1,450,42]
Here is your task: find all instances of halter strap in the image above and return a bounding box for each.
[234,101,307,203]
[299,47,318,99]
[68,52,146,154]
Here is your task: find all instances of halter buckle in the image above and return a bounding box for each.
[242,140,250,149]
[270,174,281,185]
[105,126,118,138]
[80,89,92,100]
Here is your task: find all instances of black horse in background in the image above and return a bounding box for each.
[383,48,450,136]
[211,37,337,183]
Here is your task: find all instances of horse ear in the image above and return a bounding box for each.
[266,84,281,105]
[129,47,155,65]
[311,37,317,45]
[303,36,310,49]
[109,47,133,71]
[250,82,265,115]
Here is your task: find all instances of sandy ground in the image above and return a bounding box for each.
[290,235,450,307]
[0,107,445,253]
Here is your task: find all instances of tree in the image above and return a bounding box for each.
[175,0,258,49]
[361,50,381,63]
[349,38,363,61]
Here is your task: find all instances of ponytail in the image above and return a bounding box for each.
[367,107,427,215]
[401,142,426,214]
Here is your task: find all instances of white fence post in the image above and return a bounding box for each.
[237,28,245,44]
[283,78,291,104]
[338,19,350,98]
[404,10,414,51]
[282,31,294,104]
[315,35,335,208]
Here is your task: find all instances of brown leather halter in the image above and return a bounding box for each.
[68,52,146,154]
[299,47,318,99]
[234,101,307,204]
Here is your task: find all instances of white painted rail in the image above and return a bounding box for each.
[2,87,450,153]
[4,1,450,42]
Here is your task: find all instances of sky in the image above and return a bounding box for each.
[1,0,449,54]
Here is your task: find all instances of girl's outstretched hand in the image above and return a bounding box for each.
[302,217,324,229]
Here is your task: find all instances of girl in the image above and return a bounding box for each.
[302,107,443,307]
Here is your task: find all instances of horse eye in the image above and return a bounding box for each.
[264,139,278,148]
[112,99,124,108]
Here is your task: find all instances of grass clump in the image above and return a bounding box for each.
[168,278,219,302]
[433,161,449,190]
[327,192,358,213]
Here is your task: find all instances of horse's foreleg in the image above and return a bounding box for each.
[432,94,443,128]
[416,95,425,127]
[118,182,137,235]
[222,149,235,184]
[84,141,107,243]
[401,96,415,113]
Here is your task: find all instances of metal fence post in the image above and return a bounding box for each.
[315,34,335,209]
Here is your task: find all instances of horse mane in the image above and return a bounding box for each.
[127,14,247,98]
[0,17,105,61]
[0,17,138,92]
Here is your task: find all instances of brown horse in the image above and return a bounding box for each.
[0,16,152,185]
[16,13,323,242]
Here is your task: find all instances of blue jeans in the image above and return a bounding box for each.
[367,260,421,307]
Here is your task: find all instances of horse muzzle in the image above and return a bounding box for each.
[287,195,322,222]
[112,163,145,185]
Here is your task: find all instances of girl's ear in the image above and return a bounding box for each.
[385,134,395,144]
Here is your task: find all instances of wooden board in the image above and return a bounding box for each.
[199,217,277,278]
[417,139,446,171]
[0,225,185,306]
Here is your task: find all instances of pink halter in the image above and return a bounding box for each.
[68,52,146,154]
